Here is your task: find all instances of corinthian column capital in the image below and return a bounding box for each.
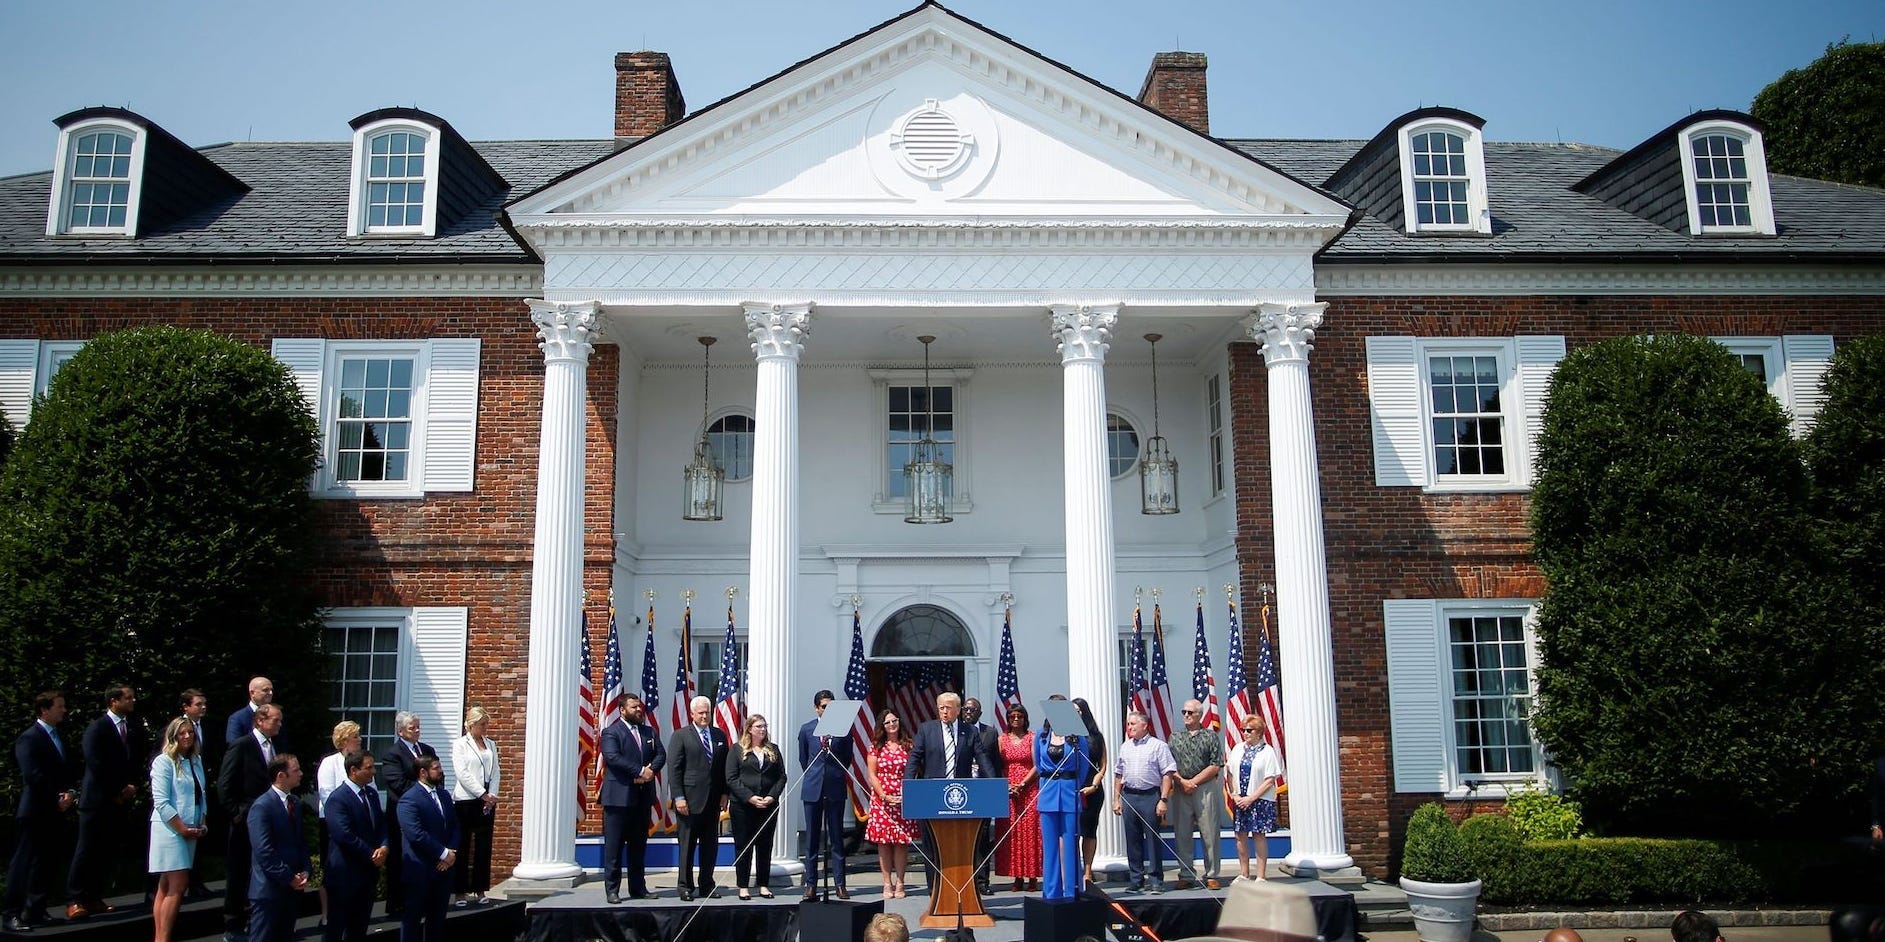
[743,302,814,360]
[527,299,599,364]
[1049,304,1119,363]
[1246,302,1328,366]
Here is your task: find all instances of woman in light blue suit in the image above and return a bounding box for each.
[150,716,209,942]
[1035,703,1092,901]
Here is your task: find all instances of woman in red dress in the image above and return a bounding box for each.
[865,709,919,898]
[996,704,1042,890]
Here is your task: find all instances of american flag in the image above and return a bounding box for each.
[1128,604,1152,733]
[712,604,743,741]
[1147,604,1177,740]
[641,603,674,833]
[1191,601,1220,732]
[594,602,625,802]
[921,663,949,724]
[577,612,598,816]
[671,603,696,806]
[995,608,1022,716]
[1255,599,1287,773]
[842,609,875,819]
[1222,597,1252,757]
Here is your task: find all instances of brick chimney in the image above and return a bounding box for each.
[1137,52,1209,135]
[615,52,685,139]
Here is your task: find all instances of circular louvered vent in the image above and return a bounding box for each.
[891,100,974,179]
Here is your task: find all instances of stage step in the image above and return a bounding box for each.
[1350,878,1414,930]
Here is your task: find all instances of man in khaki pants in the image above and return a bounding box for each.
[1168,699,1224,890]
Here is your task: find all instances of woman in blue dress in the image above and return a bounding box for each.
[149,717,208,942]
[1035,700,1091,900]
[1223,715,1282,881]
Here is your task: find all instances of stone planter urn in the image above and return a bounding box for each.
[1398,876,1483,942]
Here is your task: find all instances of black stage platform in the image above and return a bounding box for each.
[0,882,527,942]
[524,877,1356,942]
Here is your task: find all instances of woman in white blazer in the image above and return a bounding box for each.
[149,717,209,942]
[450,706,501,906]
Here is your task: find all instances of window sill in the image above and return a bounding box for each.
[1422,480,1530,495]
[871,498,975,516]
[1443,779,1547,801]
[316,485,426,501]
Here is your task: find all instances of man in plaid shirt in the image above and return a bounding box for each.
[1168,699,1224,890]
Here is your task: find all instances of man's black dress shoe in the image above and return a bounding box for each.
[629,892,651,900]
[801,888,817,901]
[3,914,33,932]
[678,889,694,902]
[604,888,620,904]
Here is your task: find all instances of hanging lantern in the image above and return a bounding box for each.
[1140,332,1180,515]
[904,335,953,524]
[681,336,724,521]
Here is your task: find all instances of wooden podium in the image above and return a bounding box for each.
[903,779,1006,929]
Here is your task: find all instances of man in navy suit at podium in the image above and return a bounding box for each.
[904,691,996,890]
[797,689,853,899]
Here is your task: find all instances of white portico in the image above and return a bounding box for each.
[506,5,1356,881]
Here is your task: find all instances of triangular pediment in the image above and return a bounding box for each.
[509,4,1349,224]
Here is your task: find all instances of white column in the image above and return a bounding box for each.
[514,299,598,882]
[744,301,812,871]
[1052,304,1125,867]
[1247,302,1353,873]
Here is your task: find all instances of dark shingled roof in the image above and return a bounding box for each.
[3,133,1882,266]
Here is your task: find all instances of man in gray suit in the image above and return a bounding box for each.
[666,696,728,901]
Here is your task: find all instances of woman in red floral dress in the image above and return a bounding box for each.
[865,710,919,898]
[996,704,1042,890]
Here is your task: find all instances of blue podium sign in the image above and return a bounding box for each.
[902,778,1008,819]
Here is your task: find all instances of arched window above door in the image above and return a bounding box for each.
[871,604,975,657]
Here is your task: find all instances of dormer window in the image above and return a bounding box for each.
[348,118,440,237]
[1397,117,1490,234]
[46,118,144,237]
[1679,120,1775,235]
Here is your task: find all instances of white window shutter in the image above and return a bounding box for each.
[1515,335,1567,486]
[405,607,469,796]
[1383,598,1449,793]
[422,339,481,493]
[269,339,326,419]
[1366,336,1425,487]
[1782,335,1835,436]
[0,340,40,428]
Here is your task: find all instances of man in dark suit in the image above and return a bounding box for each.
[223,677,277,747]
[600,693,664,903]
[961,697,1002,895]
[323,750,387,942]
[3,690,77,933]
[65,683,144,919]
[903,691,996,891]
[378,711,436,918]
[247,753,310,942]
[219,701,283,940]
[666,695,728,901]
[796,689,853,899]
[395,754,459,942]
[180,689,219,899]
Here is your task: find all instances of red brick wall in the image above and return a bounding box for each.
[1229,293,1885,876]
[1,294,621,878]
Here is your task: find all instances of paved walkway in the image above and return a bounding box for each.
[1365,927,1831,942]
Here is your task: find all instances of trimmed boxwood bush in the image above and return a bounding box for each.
[1402,802,1474,883]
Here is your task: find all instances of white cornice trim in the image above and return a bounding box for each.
[1318,264,1885,295]
[0,266,543,297]
[514,217,1346,251]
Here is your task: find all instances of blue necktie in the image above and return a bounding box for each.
[362,786,379,830]
[700,727,712,755]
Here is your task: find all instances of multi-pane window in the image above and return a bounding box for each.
[706,414,756,482]
[66,131,134,230]
[335,357,415,482]
[35,341,85,396]
[1428,354,1506,477]
[1691,134,1752,230]
[326,621,400,756]
[1410,131,1471,227]
[1446,612,1537,778]
[1206,374,1225,495]
[886,384,954,499]
[1106,413,1139,478]
[694,639,750,704]
[366,131,428,230]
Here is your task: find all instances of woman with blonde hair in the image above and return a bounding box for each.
[149,717,208,942]
[315,720,364,927]
[725,713,786,899]
[1224,714,1282,881]
[451,706,501,905]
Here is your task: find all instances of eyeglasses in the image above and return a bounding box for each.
[1181,709,1199,714]
[1241,727,1261,732]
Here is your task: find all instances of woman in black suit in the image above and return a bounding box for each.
[726,713,786,899]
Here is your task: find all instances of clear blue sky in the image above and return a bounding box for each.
[0,0,1877,178]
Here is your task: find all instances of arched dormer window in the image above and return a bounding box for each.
[1679,119,1775,236]
[1398,115,1490,235]
[46,117,144,237]
[348,116,441,237]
